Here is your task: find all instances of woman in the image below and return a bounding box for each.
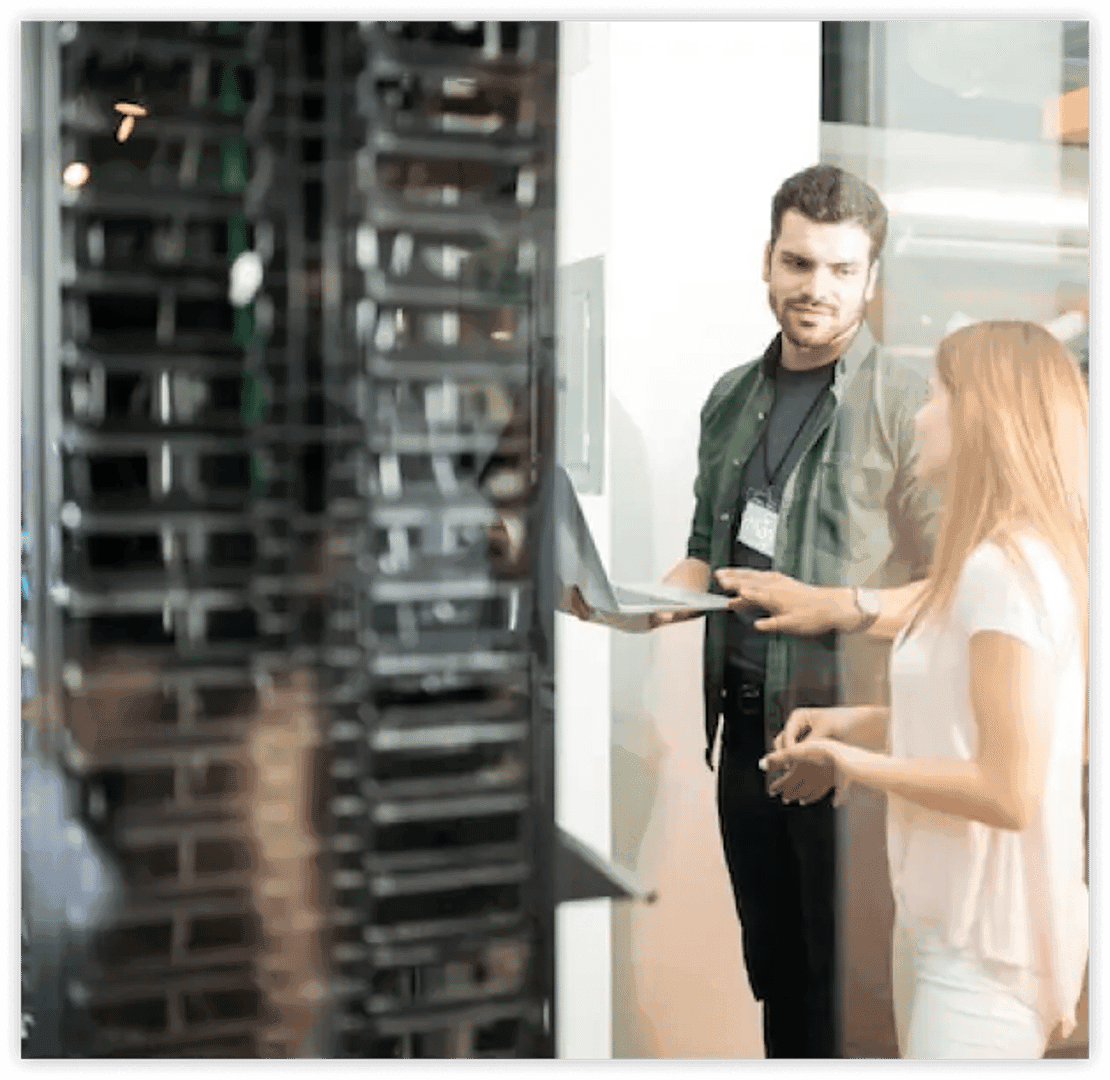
[761,320,1088,1058]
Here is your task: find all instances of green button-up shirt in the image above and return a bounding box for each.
[687,323,942,766]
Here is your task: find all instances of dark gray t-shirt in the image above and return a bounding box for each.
[725,359,834,678]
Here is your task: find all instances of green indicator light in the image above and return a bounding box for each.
[227,213,249,261]
[220,136,248,194]
[218,64,245,116]
[233,304,255,347]
[240,370,270,425]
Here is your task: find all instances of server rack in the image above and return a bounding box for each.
[22,20,558,1059]
[327,22,558,1057]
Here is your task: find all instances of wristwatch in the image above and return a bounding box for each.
[851,587,881,633]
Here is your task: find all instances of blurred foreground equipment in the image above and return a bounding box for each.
[22,20,568,1058]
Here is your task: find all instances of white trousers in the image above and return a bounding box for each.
[891,916,1046,1059]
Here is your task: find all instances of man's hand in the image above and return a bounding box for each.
[564,584,595,622]
[645,605,704,628]
[714,568,856,636]
[563,585,708,629]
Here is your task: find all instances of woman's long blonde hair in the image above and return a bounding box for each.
[908,320,1088,686]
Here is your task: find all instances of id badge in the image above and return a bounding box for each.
[737,492,779,559]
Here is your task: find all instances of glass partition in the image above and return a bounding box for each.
[822,21,1088,373]
[821,20,1089,1060]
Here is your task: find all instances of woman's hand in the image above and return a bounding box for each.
[761,738,871,806]
[762,736,872,807]
[762,736,842,774]
[759,708,842,805]
[772,706,840,753]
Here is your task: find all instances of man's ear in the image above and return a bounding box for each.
[762,242,773,284]
[864,260,879,304]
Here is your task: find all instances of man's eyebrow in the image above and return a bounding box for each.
[778,249,863,269]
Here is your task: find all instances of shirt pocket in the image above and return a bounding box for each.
[843,445,895,509]
[815,448,894,563]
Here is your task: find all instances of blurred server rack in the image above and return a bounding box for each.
[326,21,558,1058]
[47,19,333,1059]
[22,19,559,1059]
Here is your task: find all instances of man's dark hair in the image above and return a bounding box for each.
[770,165,888,264]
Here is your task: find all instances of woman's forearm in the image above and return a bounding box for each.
[831,705,890,750]
[840,749,1028,831]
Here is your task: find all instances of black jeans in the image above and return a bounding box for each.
[716,670,840,1058]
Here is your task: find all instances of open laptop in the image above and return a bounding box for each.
[553,465,731,628]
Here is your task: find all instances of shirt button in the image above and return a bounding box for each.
[720,512,729,521]
[758,411,766,420]
[732,459,740,467]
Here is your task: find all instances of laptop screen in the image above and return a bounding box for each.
[553,465,620,613]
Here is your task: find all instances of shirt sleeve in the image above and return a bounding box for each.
[886,358,943,579]
[686,436,713,563]
[954,542,1053,654]
[686,376,730,564]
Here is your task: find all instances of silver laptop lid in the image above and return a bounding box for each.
[553,464,621,613]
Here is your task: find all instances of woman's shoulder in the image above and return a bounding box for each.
[963,531,1067,588]
[958,532,1074,644]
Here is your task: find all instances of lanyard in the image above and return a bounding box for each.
[758,376,830,491]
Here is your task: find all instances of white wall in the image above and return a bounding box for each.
[555,21,821,1059]
[554,18,614,1063]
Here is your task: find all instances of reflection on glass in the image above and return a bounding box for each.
[821,20,1089,1061]
[822,20,1089,374]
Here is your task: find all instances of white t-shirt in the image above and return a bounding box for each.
[888,533,1088,1037]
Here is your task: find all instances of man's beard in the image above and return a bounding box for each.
[769,288,864,350]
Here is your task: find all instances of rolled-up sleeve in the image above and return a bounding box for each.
[686,396,717,563]
[888,362,943,578]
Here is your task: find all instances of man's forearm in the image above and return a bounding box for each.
[714,568,929,639]
[827,579,929,640]
[663,557,710,592]
[865,579,928,639]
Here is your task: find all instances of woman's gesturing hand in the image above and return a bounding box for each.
[762,736,842,774]
[762,707,860,806]
[761,736,869,808]
[772,706,838,753]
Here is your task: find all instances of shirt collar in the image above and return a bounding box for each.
[761,321,876,400]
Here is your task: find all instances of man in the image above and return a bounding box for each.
[569,164,940,1057]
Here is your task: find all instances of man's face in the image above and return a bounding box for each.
[763,209,878,352]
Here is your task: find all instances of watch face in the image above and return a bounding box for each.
[857,589,881,617]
